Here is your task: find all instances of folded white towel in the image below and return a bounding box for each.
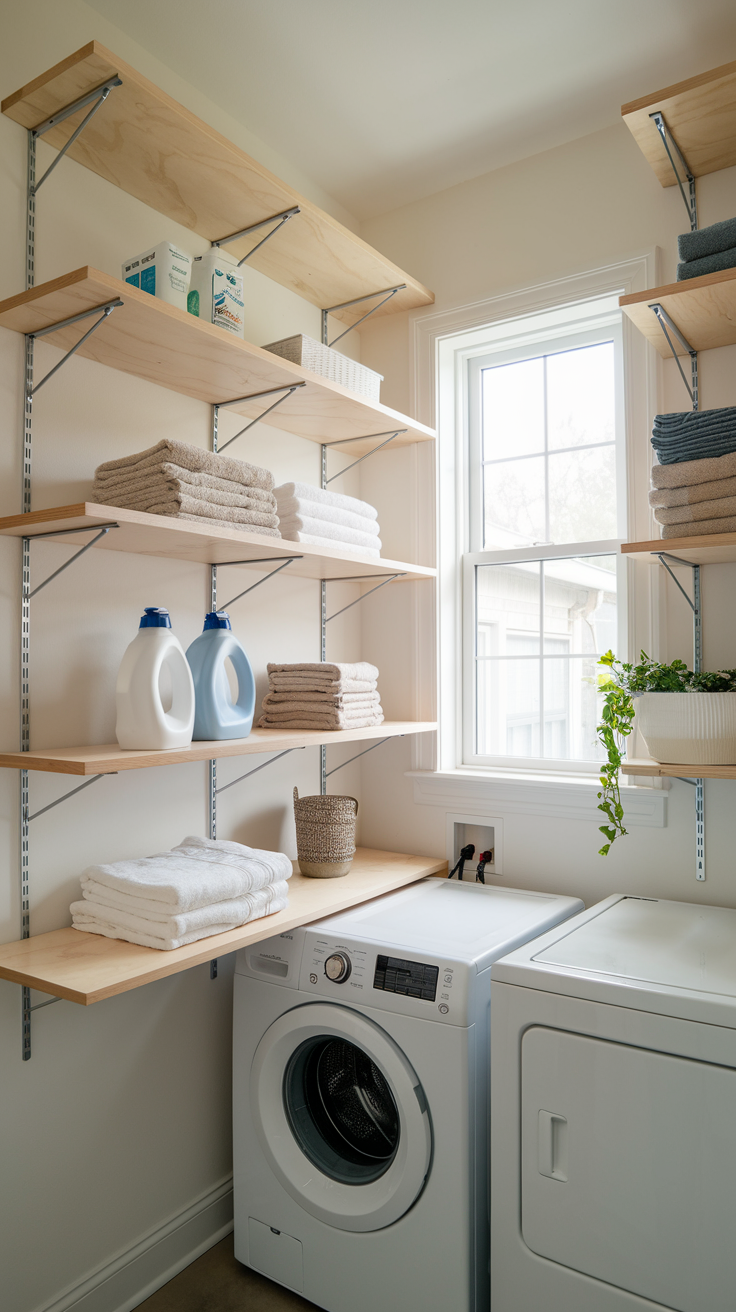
[267,662,379,682]
[79,835,292,912]
[278,530,379,558]
[71,880,290,950]
[278,513,381,552]
[273,482,378,520]
[275,495,380,536]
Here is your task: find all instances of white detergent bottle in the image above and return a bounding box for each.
[115,607,195,749]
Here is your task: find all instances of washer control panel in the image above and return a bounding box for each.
[300,930,469,1023]
[373,955,439,1002]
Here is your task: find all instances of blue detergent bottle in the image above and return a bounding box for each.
[185,611,256,740]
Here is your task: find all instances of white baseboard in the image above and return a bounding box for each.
[32,1176,233,1312]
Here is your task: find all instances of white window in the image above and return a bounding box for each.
[459,299,627,774]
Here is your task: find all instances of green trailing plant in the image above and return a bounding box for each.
[596,651,736,855]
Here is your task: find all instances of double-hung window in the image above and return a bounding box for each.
[462,298,626,774]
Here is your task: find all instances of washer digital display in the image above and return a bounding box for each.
[373,955,439,1002]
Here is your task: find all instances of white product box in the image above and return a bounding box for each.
[187,248,245,338]
[122,241,192,311]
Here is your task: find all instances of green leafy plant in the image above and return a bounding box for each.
[596,651,736,855]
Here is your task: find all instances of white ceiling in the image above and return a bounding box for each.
[86,0,736,221]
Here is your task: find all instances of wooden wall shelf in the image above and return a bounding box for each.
[0,269,435,454]
[622,59,736,186]
[0,722,437,777]
[0,503,436,583]
[1,41,434,325]
[620,267,736,357]
[622,759,736,780]
[622,536,736,565]
[0,850,448,1005]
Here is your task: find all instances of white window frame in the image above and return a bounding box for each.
[462,313,626,775]
[405,254,668,827]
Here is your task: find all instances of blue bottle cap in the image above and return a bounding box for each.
[139,607,172,629]
[203,610,232,630]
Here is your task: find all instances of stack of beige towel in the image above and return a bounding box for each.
[259,662,384,730]
[93,439,280,536]
[651,450,736,539]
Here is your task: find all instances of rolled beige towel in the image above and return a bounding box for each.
[95,439,274,491]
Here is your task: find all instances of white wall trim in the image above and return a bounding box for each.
[407,770,667,827]
[31,1176,233,1312]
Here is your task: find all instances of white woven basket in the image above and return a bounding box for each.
[635,691,736,765]
[263,334,383,402]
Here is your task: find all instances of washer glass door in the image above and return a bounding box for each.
[250,1003,432,1232]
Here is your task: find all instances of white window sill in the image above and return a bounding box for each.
[405,769,667,828]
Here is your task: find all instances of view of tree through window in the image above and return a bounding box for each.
[473,339,618,763]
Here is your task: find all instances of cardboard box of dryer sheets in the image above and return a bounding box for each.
[122,241,192,311]
[187,248,245,338]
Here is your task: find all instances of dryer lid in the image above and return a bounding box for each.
[311,879,583,971]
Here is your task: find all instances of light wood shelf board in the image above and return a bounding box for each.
[622,535,736,565]
[0,269,435,453]
[0,722,437,776]
[1,42,434,325]
[0,503,436,582]
[622,59,736,185]
[622,758,736,779]
[619,267,736,357]
[0,849,448,1005]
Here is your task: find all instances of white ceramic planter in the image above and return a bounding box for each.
[635,691,736,765]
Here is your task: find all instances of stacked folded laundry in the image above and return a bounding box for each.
[93,439,280,536]
[677,216,736,281]
[70,835,292,950]
[651,408,736,466]
[651,449,736,539]
[274,482,381,557]
[259,662,384,730]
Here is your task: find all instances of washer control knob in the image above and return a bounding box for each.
[324,952,351,983]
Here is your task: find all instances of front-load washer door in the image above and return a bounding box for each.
[250,1002,432,1232]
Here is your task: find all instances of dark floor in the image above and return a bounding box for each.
[136,1235,319,1312]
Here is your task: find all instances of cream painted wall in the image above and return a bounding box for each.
[0,6,383,1312]
[357,119,736,913]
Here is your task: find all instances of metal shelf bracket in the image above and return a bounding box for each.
[28,300,123,395]
[650,111,698,231]
[212,206,301,267]
[651,549,704,880]
[213,382,307,454]
[215,747,305,797]
[27,772,112,823]
[321,430,406,486]
[649,304,698,409]
[322,285,407,348]
[218,556,303,610]
[30,78,123,195]
[325,735,400,779]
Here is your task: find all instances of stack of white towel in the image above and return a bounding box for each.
[259,661,384,730]
[274,482,381,557]
[93,440,280,537]
[70,835,292,950]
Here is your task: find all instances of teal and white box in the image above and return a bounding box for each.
[187,249,245,338]
[122,241,192,311]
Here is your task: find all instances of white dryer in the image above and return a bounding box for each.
[232,877,581,1312]
[491,893,736,1312]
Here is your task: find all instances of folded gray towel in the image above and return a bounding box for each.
[95,439,274,491]
[653,437,736,465]
[677,247,736,281]
[661,516,736,539]
[678,217,736,263]
[653,495,736,525]
[651,408,736,464]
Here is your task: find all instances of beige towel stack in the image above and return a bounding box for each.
[93,439,280,536]
[651,451,736,538]
[259,662,384,730]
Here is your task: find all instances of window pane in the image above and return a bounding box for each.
[475,556,616,760]
[484,456,546,548]
[548,445,617,543]
[482,357,544,460]
[547,342,615,451]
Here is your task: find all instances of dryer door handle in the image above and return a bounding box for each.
[538,1109,568,1181]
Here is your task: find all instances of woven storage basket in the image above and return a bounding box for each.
[293,786,358,878]
[263,334,383,402]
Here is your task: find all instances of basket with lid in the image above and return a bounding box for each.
[293,787,358,878]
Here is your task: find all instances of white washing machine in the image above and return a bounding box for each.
[233,877,582,1312]
[490,893,736,1312]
